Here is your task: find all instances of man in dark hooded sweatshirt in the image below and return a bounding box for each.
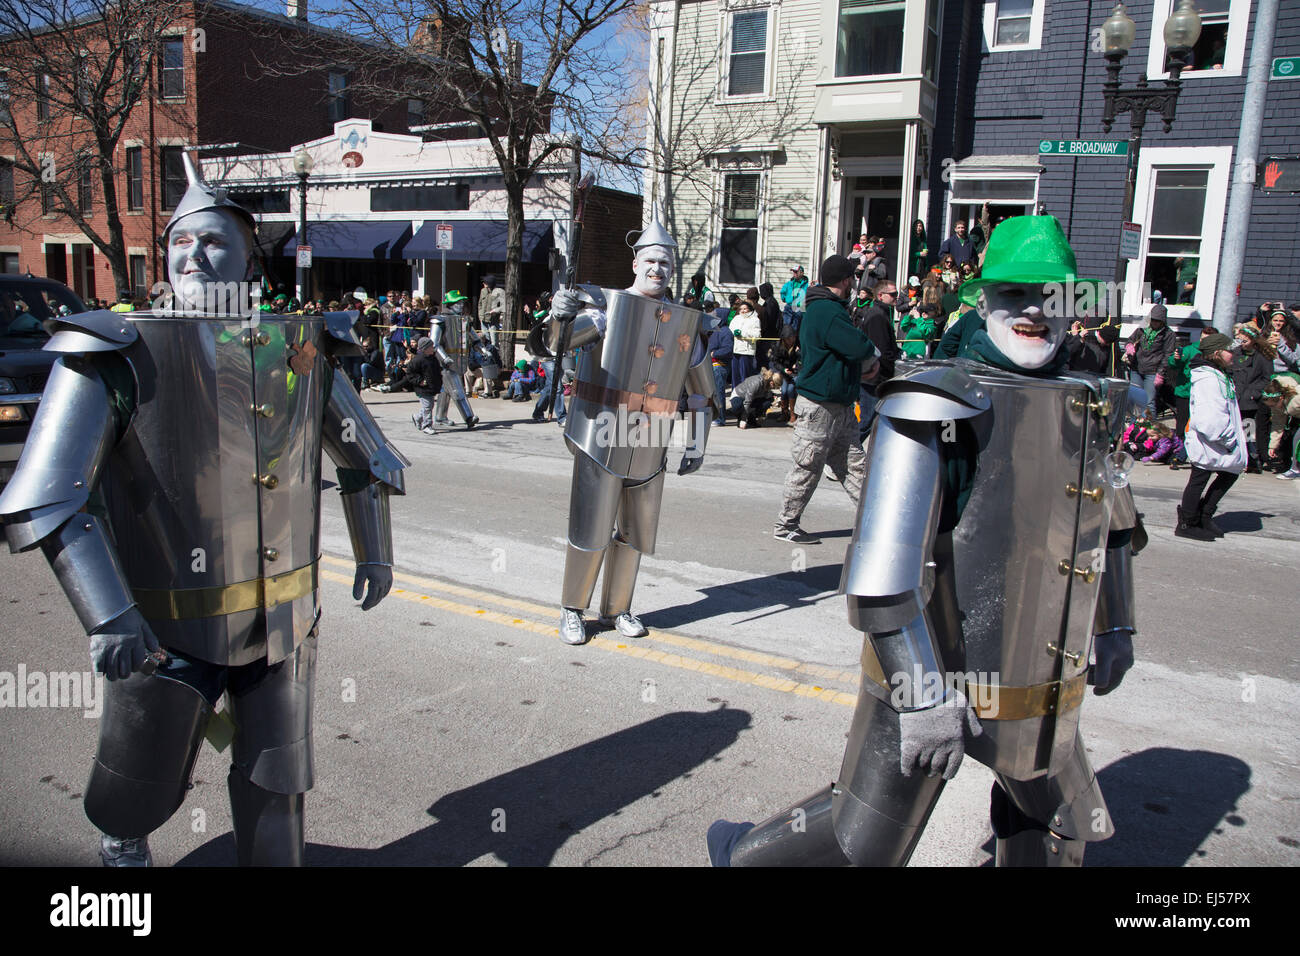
[758,281,782,369]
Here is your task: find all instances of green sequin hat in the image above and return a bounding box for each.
[958,215,1101,307]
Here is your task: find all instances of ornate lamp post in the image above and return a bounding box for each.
[1099,1,1201,287]
[292,147,315,304]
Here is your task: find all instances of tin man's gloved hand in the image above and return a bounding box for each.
[1089,629,1134,695]
[898,690,983,780]
[89,608,160,681]
[678,451,704,476]
[353,563,393,610]
[550,288,584,322]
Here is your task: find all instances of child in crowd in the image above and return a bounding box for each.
[730,367,782,429]
[1140,422,1184,464]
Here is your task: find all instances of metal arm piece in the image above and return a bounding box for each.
[339,482,395,567]
[40,514,137,634]
[321,311,365,357]
[842,414,948,710]
[321,372,410,494]
[0,356,118,552]
[1091,543,1136,637]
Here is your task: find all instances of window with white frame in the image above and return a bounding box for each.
[719,172,761,285]
[836,0,905,78]
[160,37,185,98]
[725,8,770,97]
[982,0,1044,53]
[1147,0,1247,79]
[1126,146,1232,317]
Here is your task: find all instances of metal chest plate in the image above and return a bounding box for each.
[946,366,1122,779]
[101,314,333,666]
[565,290,701,479]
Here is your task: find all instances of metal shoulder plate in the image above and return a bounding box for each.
[874,362,992,422]
[321,311,364,357]
[44,308,139,354]
[322,372,410,493]
[0,356,116,551]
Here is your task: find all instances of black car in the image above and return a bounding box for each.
[0,275,89,485]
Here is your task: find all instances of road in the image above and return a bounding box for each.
[0,390,1296,866]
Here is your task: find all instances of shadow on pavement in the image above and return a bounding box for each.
[976,748,1251,866]
[1213,511,1274,534]
[178,706,752,866]
[640,563,845,631]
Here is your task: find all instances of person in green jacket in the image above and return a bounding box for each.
[773,255,879,544]
[899,303,940,359]
[1165,337,1200,468]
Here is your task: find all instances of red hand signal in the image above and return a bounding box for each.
[1264,161,1282,188]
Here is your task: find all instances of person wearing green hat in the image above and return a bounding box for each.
[709,215,1143,870]
[505,358,537,400]
[429,290,480,428]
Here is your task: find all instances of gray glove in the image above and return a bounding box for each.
[353,563,393,610]
[89,607,160,681]
[898,690,983,779]
[678,451,704,476]
[550,288,584,321]
[1090,628,1134,695]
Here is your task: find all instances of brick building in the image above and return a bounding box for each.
[0,0,492,301]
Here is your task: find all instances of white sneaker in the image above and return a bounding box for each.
[1278,468,1300,480]
[421,426,436,435]
[559,608,588,645]
[602,611,648,638]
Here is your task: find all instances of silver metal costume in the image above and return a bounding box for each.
[0,155,407,866]
[711,362,1141,867]
[431,311,478,427]
[552,222,717,645]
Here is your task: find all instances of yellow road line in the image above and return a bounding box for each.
[319,564,858,708]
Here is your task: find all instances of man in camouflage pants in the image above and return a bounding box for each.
[774,255,879,544]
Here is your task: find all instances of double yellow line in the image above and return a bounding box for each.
[320,555,859,707]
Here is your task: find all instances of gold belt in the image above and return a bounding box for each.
[133,560,319,620]
[861,643,1088,720]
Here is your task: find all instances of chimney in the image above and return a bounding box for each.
[286,0,307,20]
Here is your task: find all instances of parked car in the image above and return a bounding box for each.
[0,275,89,486]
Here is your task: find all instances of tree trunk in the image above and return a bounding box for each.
[501,178,526,371]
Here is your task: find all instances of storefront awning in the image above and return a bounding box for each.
[404,219,555,263]
[254,221,295,259]
[284,221,413,260]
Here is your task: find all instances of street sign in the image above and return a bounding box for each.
[436,223,453,250]
[1038,139,1129,157]
[1258,157,1300,194]
[1120,222,1142,260]
[1271,56,1300,80]
[296,245,312,269]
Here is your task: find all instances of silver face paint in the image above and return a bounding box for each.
[630,245,674,299]
[980,282,1067,370]
[166,209,253,310]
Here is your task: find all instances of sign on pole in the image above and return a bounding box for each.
[436,223,454,250]
[1258,157,1300,194]
[1038,139,1129,157]
[1271,56,1300,80]
[296,245,312,269]
[1119,222,1142,260]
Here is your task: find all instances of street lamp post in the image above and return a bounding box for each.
[1099,1,1201,291]
[292,147,315,304]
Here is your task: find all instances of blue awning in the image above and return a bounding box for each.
[284,221,413,260]
[404,219,555,263]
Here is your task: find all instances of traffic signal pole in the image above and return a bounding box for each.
[1212,0,1279,334]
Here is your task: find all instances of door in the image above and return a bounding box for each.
[845,192,902,280]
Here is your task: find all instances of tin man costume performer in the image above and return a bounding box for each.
[431,290,479,429]
[709,216,1143,867]
[0,154,407,866]
[545,222,719,645]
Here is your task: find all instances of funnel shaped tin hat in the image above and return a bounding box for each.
[157,152,258,248]
[627,219,678,251]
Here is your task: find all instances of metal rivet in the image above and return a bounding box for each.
[257,474,279,489]
[73,480,84,488]
[255,330,271,346]
[254,404,273,418]
[263,547,279,562]
[643,381,657,395]
[83,522,93,531]
[657,309,672,323]
[241,333,253,347]
[1053,815,1063,827]
[648,345,665,358]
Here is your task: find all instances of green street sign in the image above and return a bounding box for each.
[1038,139,1129,157]
[1272,56,1300,80]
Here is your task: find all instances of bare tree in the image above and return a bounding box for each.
[0,0,191,294]
[253,0,645,365]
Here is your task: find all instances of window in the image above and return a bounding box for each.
[0,161,12,208]
[924,0,942,84]
[1125,146,1232,317]
[37,74,51,121]
[836,0,905,78]
[40,165,53,215]
[160,38,184,97]
[0,72,9,125]
[125,146,143,211]
[370,185,469,212]
[982,0,1044,52]
[0,253,18,274]
[160,146,185,210]
[1147,0,1246,79]
[75,54,91,109]
[77,155,93,214]
[129,255,147,300]
[228,189,291,214]
[726,9,768,97]
[407,98,425,130]
[327,72,349,123]
[719,172,760,285]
